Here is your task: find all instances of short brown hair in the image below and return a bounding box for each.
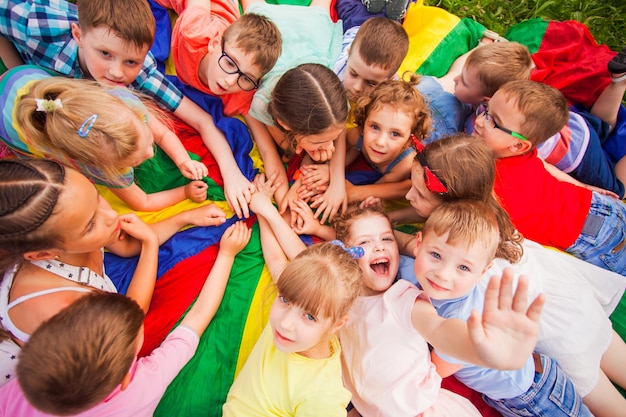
[351,18,409,76]
[17,293,144,415]
[333,204,392,243]
[496,80,569,146]
[423,200,500,262]
[465,42,533,97]
[224,13,282,77]
[77,0,155,50]
[353,73,431,141]
[277,243,362,322]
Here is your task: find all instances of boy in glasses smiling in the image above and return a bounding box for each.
[153,0,281,117]
[475,79,626,276]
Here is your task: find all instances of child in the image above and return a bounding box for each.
[222,237,362,415]
[248,173,545,416]
[269,64,350,224]
[0,0,255,218]
[402,133,626,417]
[298,74,431,204]
[0,221,250,416]
[416,200,592,417]
[474,80,626,274]
[152,0,281,117]
[0,158,226,386]
[0,65,209,211]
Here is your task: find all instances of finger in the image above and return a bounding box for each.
[229,196,243,219]
[511,274,530,312]
[482,274,502,315]
[526,293,545,323]
[498,268,515,310]
[239,197,250,219]
[466,310,485,346]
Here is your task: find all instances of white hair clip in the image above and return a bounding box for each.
[35,98,63,113]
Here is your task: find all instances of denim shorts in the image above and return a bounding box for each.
[483,354,592,417]
[566,191,626,275]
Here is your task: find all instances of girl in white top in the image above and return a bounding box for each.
[0,159,227,386]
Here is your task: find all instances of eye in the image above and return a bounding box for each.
[358,239,370,246]
[383,236,394,242]
[390,131,401,138]
[87,220,96,232]
[279,295,289,304]
[367,81,378,87]
[124,60,140,67]
[369,123,380,131]
[100,50,111,57]
[304,313,317,322]
[459,265,470,272]
[430,251,441,260]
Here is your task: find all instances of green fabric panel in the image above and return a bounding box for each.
[155,222,266,416]
[417,18,486,78]
[504,18,549,54]
[0,59,6,75]
[266,0,311,5]
[610,292,626,396]
[133,147,225,201]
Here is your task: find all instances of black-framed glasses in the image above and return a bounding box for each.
[475,103,527,141]
[218,39,259,91]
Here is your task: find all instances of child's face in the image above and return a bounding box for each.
[406,161,444,219]
[343,50,392,102]
[345,214,400,295]
[413,230,493,300]
[119,109,155,167]
[361,104,413,171]
[200,37,263,95]
[472,91,527,158]
[47,168,123,253]
[269,294,340,359]
[295,124,344,162]
[72,24,149,87]
[453,64,488,106]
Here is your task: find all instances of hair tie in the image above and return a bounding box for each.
[329,240,364,259]
[78,114,98,138]
[35,98,63,113]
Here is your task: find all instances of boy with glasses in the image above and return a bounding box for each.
[473,79,626,276]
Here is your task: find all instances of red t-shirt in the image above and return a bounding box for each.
[494,149,592,250]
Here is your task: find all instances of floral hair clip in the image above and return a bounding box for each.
[78,114,98,138]
[329,240,364,259]
[411,134,448,194]
[35,98,63,113]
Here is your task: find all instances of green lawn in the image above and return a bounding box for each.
[425,0,626,52]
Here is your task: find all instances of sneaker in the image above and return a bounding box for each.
[608,47,626,75]
[362,0,386,14]
[384,0,409,20]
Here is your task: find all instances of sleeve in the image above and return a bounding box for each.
[132,52,183,113]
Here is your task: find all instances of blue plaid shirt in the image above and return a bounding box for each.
[0,0,183,112]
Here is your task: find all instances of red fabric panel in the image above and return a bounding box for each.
[442,376,502,417]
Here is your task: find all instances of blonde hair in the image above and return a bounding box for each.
[16,77,156,186]
[423,200,500,263]
[353,73,431,141]
[419,133,523,263]
[224,13,282,77]
[465,42,533,97]
[77,0,155,50]
[351,18,409,76]
[17,292,144,415]
[276,243,362,322]
[496,80,569,147]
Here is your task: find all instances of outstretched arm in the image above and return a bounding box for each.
[182,221,251,335]
[0,37,23,69]
[413,269,544,370]
[173,96,255,218]
[110,181,208,212]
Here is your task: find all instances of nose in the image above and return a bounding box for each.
[108,62,124,79]
[279,308,296,331]
[453,74,460,86]
[405,186,415,202]
[224,73,238,87]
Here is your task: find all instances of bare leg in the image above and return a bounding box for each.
[600,330,626,389]
[590,75,626,132]
[583,369,626,417]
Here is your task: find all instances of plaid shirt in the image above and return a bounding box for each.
[0,0,183,112]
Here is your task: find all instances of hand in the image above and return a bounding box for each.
[183,203,227,227]
[296,182,326,201]
[249,171,282,216]
[291,199,323,235]
[309,179,348,224]
[468,268,545,370]
[360,196,383,209]
[585,184,620,200]
[118,213,158,244]
[300,163,330,191]
[223,172,255,219]
[219,221,252,257]
[305,147,334,163]
[185,180,209,203]
[178,159,208,181]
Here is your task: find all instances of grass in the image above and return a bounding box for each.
[425,0,626,52]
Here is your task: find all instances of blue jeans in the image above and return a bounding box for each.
[566,191,626,275]
[483,354,592,417]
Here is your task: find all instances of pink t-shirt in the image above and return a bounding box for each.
[0,326,199,417]
[494,149,592,250]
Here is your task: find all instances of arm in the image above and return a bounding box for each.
[181,221,251,335]
[541,158,619,199]
[310,129,348,223]
[431,351,464,378]
[346,179,412,203]
[412,270,544,370]
[110,181,208,212]
[290,199,337,240]
[173,96,255,218]
[148,113,208,181]
[0,37,24,69]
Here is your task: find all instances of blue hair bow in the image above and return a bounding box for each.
[329,240,364,259]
